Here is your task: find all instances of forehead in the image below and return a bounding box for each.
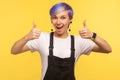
[53,9,69,17]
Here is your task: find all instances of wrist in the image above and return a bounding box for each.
[23,36,30,41]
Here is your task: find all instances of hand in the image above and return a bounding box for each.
[24,22,41,41]
[79,20,93,39]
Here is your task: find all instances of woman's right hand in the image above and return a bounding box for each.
[25,22,41,41]
[11,22,41,54]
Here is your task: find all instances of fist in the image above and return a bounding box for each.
[25,22,41,40]
[79,20,93,39]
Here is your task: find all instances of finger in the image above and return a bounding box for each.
[83,20,87,28]
[79,30,83,34]
[33,22,37,28]
[79,29,87,34]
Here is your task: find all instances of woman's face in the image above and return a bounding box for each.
[51,10,72,36]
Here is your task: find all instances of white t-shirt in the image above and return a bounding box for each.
[26,32,95,80]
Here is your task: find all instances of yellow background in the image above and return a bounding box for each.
[0,0,119,80]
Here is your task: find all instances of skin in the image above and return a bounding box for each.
[51,10,72,38]
[11,10,112,54]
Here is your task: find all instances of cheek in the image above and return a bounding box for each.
[62,19,69,23]
[64,21,70,26]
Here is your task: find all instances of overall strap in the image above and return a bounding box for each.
[70,35,75,58]
[49,32,54,56]
[49,32,75,57]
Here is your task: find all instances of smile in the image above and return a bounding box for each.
[56,26,63,29]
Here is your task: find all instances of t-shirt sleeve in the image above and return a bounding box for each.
[75,36,95,56]
[25,32,49,52]
[26,38,40,52]
[25,32,44,52]
[82,39,95,55]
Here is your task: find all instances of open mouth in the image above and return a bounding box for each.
[56,26,63,29]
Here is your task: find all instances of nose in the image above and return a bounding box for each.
[56,19,61,25]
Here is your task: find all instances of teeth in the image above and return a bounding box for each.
[56,26,63,29]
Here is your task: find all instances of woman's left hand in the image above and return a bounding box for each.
[79,20,93,39]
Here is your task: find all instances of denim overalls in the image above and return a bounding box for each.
[43,32,76,80]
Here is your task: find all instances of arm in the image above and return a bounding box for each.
[11,23,41,54]
[91,35,112,53]
[79,20,112,53]
[11,37,30,54]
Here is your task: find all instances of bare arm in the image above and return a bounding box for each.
[91,36,112,53]
[11,23,41,54]
[11,37,30,54]
[79,20,112,53]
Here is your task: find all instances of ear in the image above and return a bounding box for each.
[51,19,53,23]
[70,19,72,24]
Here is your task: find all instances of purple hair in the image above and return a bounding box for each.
[50,2,73,20]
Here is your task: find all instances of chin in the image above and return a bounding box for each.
[55,31,64,35]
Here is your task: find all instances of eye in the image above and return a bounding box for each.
[52,16,57,19]
[61,16,66,19]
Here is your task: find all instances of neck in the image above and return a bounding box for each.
[54,32,68,39]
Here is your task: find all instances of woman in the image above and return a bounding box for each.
[11,2,112,80]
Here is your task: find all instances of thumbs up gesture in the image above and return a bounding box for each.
[79,20,93,39]
[25,22,41,41]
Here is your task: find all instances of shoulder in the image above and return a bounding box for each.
[39,32,50,39]
[40,32,50,37]
[74,35,86,41]
[73,35,95,46]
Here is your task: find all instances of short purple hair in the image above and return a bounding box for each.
[50,2,73,20]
